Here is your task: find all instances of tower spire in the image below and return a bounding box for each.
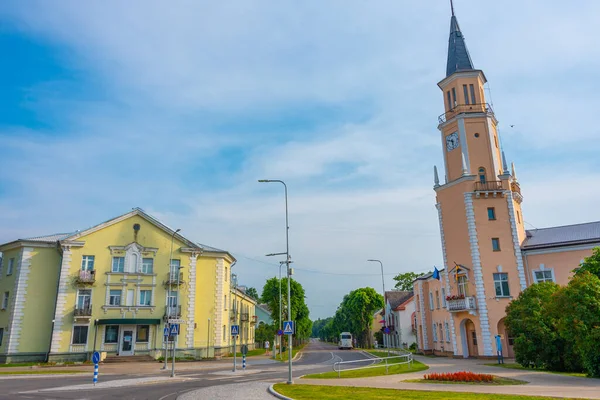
[434,166,440,187]
[446,4,475,77]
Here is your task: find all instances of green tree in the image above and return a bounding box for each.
[393,272,425,291]
[504,281,565,370]
[575,247,600,279]
[255,322,275,345]
[245,287,259,301]
[554,272,600,377]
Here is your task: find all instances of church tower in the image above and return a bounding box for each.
[433,5,527,357]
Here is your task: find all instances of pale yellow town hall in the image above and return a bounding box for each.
[414,10,600,358]
[0,208,256,363]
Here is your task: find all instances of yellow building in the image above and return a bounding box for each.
[414,9,600,359]
[0,208,255,363]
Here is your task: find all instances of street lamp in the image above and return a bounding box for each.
[368,259,385,351]
[172,264,184,377]
[164,228,180,371]
[258,179,293,385]
[266,252,286,360]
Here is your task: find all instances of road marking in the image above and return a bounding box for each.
[157,387,197,400]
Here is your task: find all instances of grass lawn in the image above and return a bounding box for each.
[484,363,590,379]
[0,370,87,375]
[273,385,579,400]
[227,348,266,358]
[0,362,39,368]
[302,359,428,379]
[405,376,527,385]
[278,343,306,362]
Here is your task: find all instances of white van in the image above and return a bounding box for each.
[339,332,353,350]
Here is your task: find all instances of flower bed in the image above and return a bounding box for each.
[424,371,494,382]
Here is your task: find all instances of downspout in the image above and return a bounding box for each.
[46,242,63,363]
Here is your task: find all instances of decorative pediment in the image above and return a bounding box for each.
[109,243,158,256]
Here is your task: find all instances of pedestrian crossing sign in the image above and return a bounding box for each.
[231,325,239,336]
[283,321,295,335]
[170,324,179,335]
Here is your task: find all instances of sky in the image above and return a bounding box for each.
[1,0,600,319]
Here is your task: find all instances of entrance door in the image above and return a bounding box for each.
[119,325,136,356]
[468,327,479,357]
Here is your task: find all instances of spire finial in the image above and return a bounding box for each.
[450,0,455,16]
[501,151,509,175]
[511,162,518,181]
[461,153,468,176]
[434,166,440,187]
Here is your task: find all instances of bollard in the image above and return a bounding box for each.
[242,354,246,370]
[93,363,98,386]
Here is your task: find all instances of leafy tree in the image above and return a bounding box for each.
[329,287,384,347]
[245,287,259,301]
[504,281,565,370]
[255,322,275,345]
[575,247,600,279]
[393,272,425,291]
[554,272,600,377]
[311,317,333,338]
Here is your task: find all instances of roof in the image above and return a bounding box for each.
[446,15,475,77]
[385,290,414,310]
[523,221,600,250]
[197,243,227,253]
[21,233,74,243]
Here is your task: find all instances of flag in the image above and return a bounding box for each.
[432,266,441,280]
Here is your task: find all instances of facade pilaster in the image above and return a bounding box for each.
[185,252,199,348]
[51,245,73,353]
[505,191,527,290]
[6,248,32,354]
[418,282,429,350]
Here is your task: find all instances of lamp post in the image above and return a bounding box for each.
[259,179,293,385]
[164,228,180,371]
[172,264,184,377]
[266,253,286,360]
[368,259,385,350]
[207,318,210,358]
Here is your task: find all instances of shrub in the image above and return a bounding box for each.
[424,371,494,383]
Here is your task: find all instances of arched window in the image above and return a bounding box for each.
[478,167,486,184]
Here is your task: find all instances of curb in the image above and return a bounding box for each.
[268,384,294,400]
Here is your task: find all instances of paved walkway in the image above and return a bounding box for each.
[179,382,275,400]
[296,355,600,399]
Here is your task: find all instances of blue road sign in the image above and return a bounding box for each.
[163,326,170,337]
[283,321,295,335]
[383,327,390,334]
[92,351,100,364]
[277,329,283,336]
[170,324,179,335]
[231,325,239,336]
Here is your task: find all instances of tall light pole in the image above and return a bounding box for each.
[266,253,286,359]
[368,259,385,350]
[164,228,180,371]
[171,264,184,377]
[259,179,293,385]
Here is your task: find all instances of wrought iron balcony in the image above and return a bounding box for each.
[240,313,249,322]
[438,103,495,124]
[474,180,503,192]
[74,305,93,317]
[447,296,476,312]
[251,315,258,324]
[76,270,96,284]
[164,272,184,285]
[164,305,182,318]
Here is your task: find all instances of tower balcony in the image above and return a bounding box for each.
[474,180,504,192]
[447,296,477,312]
[163,272,184,286]
[438,102,494,125]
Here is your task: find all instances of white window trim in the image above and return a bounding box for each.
[139,289,152,306]
[109,289,122,306]
[532,268,555,284]
[76,288,92,308]
[441,288,447,308]
[429,292,434,311]
[71,324,90,346]
[2,291,9,310]
[432,323,438,342]
[112,257,125,273]
[445,322,451,343]
[7,258,14,276]
[141,258,154,274]
[493,273,511,297]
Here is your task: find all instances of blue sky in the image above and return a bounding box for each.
[1,0,600,319]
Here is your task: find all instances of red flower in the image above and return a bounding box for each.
[424,371,494,383]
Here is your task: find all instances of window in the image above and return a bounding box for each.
[224,295,227,310]
[469,84,476,104]
[225,267,228,281]
[136,325,149,343]
[487,207,496,220]
[139,290,152,306]
[127,252,138,273]
[72,326,89,344]
[80,256,94,271]
[534,270,554,283]
[432,323,438,342]
[451,87,457,106]
[478,167,486,184]
[0,328,3,347]
[7,258,15,275]
[0,257,3,278]
[493,273,510,297]
[141,258,153,274]
[457,275,468,297]
[2,292,9,309]
[445,322,451,342]
[167,290,178,307]
[416,295,420,311]
[223,325,226,340]
[77,289,91,309]
[112,257,125,273]
[439,324,444,342]
[170,259,181,274]
[471,330,478,345]
[492,238,501,251]
[105,325,119,343]
[435,290,440,309]
[494,135,499,148]
[429,292,434,311]
[463,85,470,105]
[446,91,452,109]
[109,290,121,306]
[441,288,446,308]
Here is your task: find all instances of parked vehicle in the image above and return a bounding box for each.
[339,332,353,350]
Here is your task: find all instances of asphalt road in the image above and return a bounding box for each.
[0,340,372,400]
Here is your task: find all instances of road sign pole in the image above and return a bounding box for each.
[162,325,169,370]
[233,335,237,372]
[242,354,246,370]
[92,351,100,386]
[93,363,98,386]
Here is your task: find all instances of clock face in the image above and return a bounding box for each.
[446,132,460,151]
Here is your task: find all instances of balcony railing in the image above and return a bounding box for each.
[164,272,184,285]
[240,313,249,322]
[165,305,182,318]
[438,103,494,124]
[511,182,521,196]
[474,180,503,192]
[447,296,476,312]
[74,305,93,317]
[251,315,258,324]
[76,270,96,284]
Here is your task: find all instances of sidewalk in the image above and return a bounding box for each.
[296,355,600,399]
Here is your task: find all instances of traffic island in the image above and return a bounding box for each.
[301,359,428,379]
[404,371,527,386]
